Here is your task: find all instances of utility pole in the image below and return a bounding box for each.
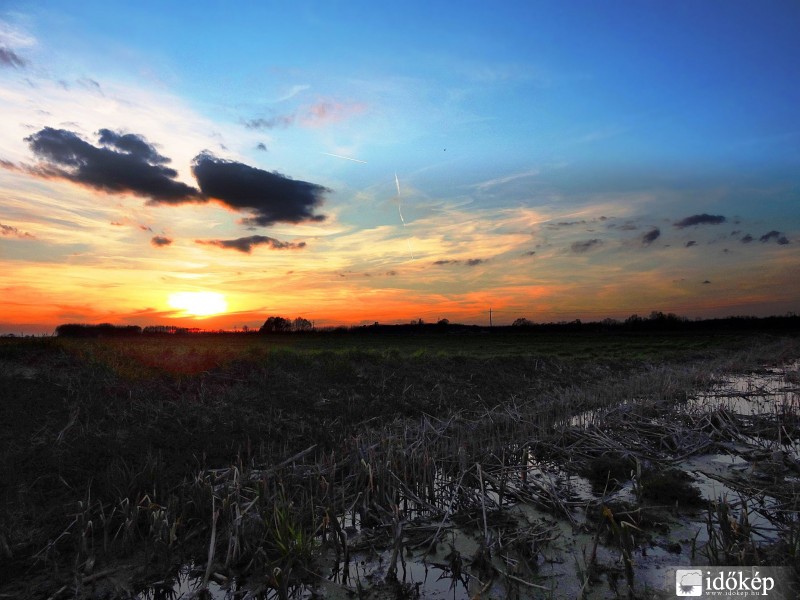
[489,307,493,327]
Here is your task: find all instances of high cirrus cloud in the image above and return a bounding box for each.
[191,153,328,226]
[244,101,366,131]
[24,127,201,202]
[674,214,726,228]
[196,235,307,253]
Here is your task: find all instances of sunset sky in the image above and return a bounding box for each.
[1,1,799,333]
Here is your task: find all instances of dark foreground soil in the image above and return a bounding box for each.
[1,330,798,598]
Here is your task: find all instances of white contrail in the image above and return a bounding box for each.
[395,172,406,226]
[322,152,367,163]
[395,172,414,260]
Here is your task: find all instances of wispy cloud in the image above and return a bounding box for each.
[472,168,539,192]
[244,99,366,131]
[1,222,35,238]
[0,47,27,68]
[244,115,295,130]
[0,20,36,49]
[570,239,602,253]
[0,20,34,69]
[299,100,367,127]
[273,84,310,103]
[196,235,306,254]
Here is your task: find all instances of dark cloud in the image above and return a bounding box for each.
[759,230,790,245]
[151,235,172,247]
[256,143,268,151]
[641,228,660,245]
[741,234,754,243]
[196,235,307,254]
[0,47,27,68]
[760,231,780,242]
[570,239,602,253]
[524,250,536,256]
[191,153,328,226]
[98,129,169,164]
[1,222,34,238]
[674,213,726,228]
[431,258,485,266]
[702,280,711,284]
[18,127,330,228]
[685,240,697,247]
[244,116,295,130]
[24,127,200,203]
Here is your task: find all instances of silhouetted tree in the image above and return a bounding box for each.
[293,317,313,332]
[512,318,534,328]
[260,316,292,333]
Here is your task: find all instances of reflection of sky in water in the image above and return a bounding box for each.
[685,361,799,416]
[139,361,800,599]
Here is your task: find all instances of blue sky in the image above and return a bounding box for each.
[1,1,798,331]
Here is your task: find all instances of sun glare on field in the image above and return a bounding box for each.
[167,291,228,317]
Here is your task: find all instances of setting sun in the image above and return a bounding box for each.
[167,292,228,317]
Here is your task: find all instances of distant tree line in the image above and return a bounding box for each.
[53,312,800,338]
[507,311,800,334]
[55,323,143,338]
[259,316,313,333]
[142,325,201,335]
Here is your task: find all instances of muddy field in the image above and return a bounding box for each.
[1,330,799,599]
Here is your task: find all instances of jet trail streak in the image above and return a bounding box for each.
[322,152,367,163]
[395,172,413,260]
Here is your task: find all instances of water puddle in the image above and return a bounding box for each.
[140,361,800,599]
[684,361,800,416]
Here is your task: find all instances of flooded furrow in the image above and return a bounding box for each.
[140,361,800,599]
